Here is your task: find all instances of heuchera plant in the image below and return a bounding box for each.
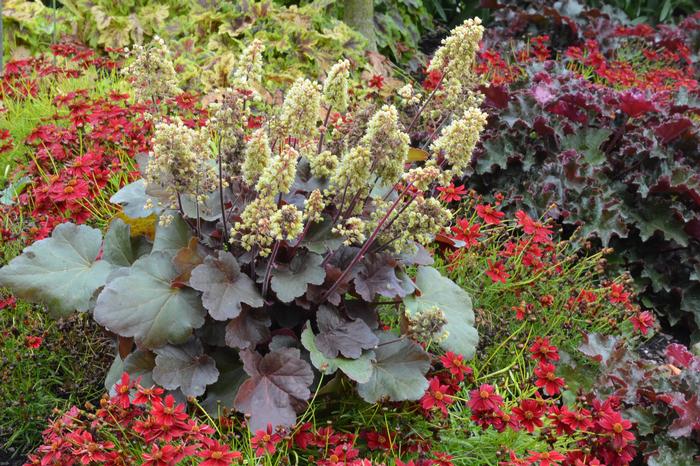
[0,20,487,431]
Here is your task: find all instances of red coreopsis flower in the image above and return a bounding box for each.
[526,450,566,466]
[529,337,560,363]
[515,210,553,243]
[512,398,545,432]
[486,259,510,283]
[25,335,43,349]
[198,438,242,466]
[365,430,395,451]
[292,422,315,449]
[68,430,115,465]
[450,219,482,247]
[468,384,503,413]
[608,283,630,304]
[150,394,188,427]
[597,411,635,449]
[561,407,594,432]
[630,311,655,335]
[423,69,443,91]
[133,384,165,405]
[421,377,454,415]
[437,183,467,202]
[318,443,360,465]
[251,424,283,456]
[111,372,132,409]
[141,443,191,466]
[534,362,565,396]
[475,204,505,225]
[440,351,472,382]
[369,74,385,90]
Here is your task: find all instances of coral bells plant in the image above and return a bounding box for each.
[0,20,487,432]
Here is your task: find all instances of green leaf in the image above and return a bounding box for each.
[301,325,374,383]
[301,219,344,254]
[201,348,247,417]
[0,223,113,316]
[103,218,138,266]
[94,251,206,349]
[190,251,263,320]
[153,337,219,397]
[110,179,163,218]
[562,128,612,166]
[105,349,156,392]
[403,266,478,359]
[356,332,430,403]
[270,252,326,302]
[152,213,191,254]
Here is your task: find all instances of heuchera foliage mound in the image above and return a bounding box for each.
[0,21,486,431]
[462,1,700,341]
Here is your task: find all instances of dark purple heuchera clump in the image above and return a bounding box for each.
[463,1,700,343]
[0,24,486,431]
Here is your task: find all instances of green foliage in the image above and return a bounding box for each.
[590,0,698,22]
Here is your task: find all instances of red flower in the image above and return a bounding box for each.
[423,69,443,91]
[533,362,565,396]
[630,311,655,335]
[515,210,553,243]
[111,372,132,409]
[365,430,395,451]
[421,377,454,415]
[25,335,43,349]
[68,430,114,465]
[437,183,467,202]
[475,204,505,225]
[597,411,635,449]
[150,394,188,427]
[198,438,242,466]
[511,398,545,432]
[133,383,165,405]
[486,259,510,283]
[369,75,384,90]
[432,452,455,466]
[526,450,566,466]
[141,443,188,466]
[439,351,472,382]
[561,407,593,432]
[450,219,482,247]
[529,337,559,363]
[318,443,360,465]
[608,283,630,304]
[251,424,282,456]
[468,384,503,412]
[292,422,315,449]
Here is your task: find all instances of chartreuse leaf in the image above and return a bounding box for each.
[234,348,314,430]
[270,252,326,302]
[403,266,478,359]
[0,223,113,316]
[357,332,430,403]
[301,325,374,383]
[153,337,219,397]
[94,251,206,349]
[190,251,263,320]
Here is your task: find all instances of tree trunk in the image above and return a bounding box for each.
[344,0,376,52]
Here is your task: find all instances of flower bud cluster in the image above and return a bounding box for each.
[427,18,484,83]
[361,105,410,182]
[307,150,339,179]
[256,145,299,198]
[230,196,277,255]
[322,59,351,113]
[279,78,321,142]
[333,217,367,246]
[270,205,304,241]
[304,190,326,223]
[374,196,452,253]
[409,305,449,343]
[232,39,265,89]
[431,106,488,183]
[242,129,272,186]
[328,146,371,205]
[145,118,217,202]
[123,36,181,104]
